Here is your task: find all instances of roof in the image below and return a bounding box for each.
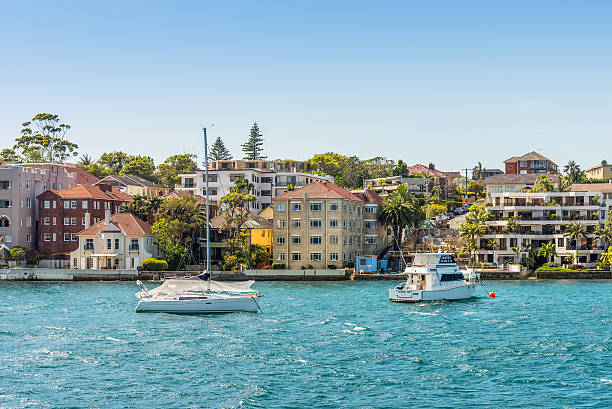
[585,163,610,172]
[39,184,133,201]
[571,183,612,193]
[65,164,100,184]
[483,173,560,185]
[163,190,213,206]
[274,181,363,201]
[78,213,153,236]
[407,164,445,178]
[209,211,273,230]
[96,174,163,188]
[503,151,557,166]
[352,189,383,203]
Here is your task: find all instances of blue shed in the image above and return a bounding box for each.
[356,256,378,273]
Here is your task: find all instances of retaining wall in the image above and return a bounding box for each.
[536,270,612,279]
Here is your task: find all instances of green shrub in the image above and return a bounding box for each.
[307,264,314,269]
[346,261,355,268]
[142,258,168,271]
[271,263,285,270]
[542,262,560,268]
[327,265,337,269]
[457,252,468,258]
[154,259,168,271]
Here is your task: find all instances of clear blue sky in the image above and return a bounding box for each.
[1,1,610,172]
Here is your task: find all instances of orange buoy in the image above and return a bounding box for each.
[489,292,496,298]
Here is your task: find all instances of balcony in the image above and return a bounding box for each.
[129,244,140,251]
[84,245,94,251]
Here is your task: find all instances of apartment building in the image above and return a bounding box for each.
[504,151,558,174]
[0,163,96,250]
[37,184,132,258]
[70,212,159,270]
[209,159,314,173]
[477,191,608,268]
[484,174,560,199]
[177,168,332,212]
[585,163,612,181]
[353,189,389,257]
[272,182,387,269]
[95,175,167,197]
[363,176,428,198]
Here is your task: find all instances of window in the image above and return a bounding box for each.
[229,173,245,182]
[519,161,527,167]
[291,202,301,211]
[44,200,50,209]
[104,202,110,210]
[64,233,70,241]
[26,234,31,243]
[71,234,77,241]
[64,217,70,226]
[310,202,322,211]
[310,252,322,261]
[52,217,56,226]
[64,200,70,209]
[310,236,322,245]
[3,235,11,242]
[114,238,119,250]
[82,217,86,226]
[130,239,139,250]
[26,198,31,208]
[183,177,195,188]
[291,252,301,261]
[52,200,56,209]
[52,233,56,242]
[71,201,77,209]
[277,219,286,228]
[107,239,112,250]
[557,238,564,248]
[329,219,338,228]
[43,233,51,241]
[207,174,218,182]
[291,219,301,228]
[277,253,286,261]
[365,236,378,244]
[330,253,339,261]
[329,236,339,245]
[43,217,50,225]
[365,205,377,214]
[71,217,77,225]
[85,238,94,250]
[276,236,285,244]
[206,187,218,195]
[73,258,77,268]
[82,201,88,209]
[365,221,377,229]
[276,203,286,212]
[292,235,301,244]
[310,219,322,228]
[330,203,339,211]
[26,179,31,189]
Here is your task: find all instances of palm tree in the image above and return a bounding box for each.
[473,162,484,180]
[564,222,588,264]
[595,226,612,250]
[505,216,518,233]
[511,246,522,263]
[538,242,557,263]
[379,184,423,250]
[78,153,93,166]
[459,207,490,264]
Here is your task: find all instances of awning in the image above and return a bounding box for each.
[90,254,119,257]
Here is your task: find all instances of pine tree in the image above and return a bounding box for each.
[241,122,266,160]
[209,137,233,161]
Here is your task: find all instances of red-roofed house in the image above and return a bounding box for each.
[408,163,449,196]
[36,184,133,258]
[69,213,159,270]
[272,181,388,269]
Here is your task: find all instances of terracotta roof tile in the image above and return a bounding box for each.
[274,181,363,201]
[571,183,612,193]
[41,184,133,201]
[407,164,445,178]
[78,213,153,236]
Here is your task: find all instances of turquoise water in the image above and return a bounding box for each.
[0,280,610,409]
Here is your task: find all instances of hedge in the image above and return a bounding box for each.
[142,258,169,271]
[271,263,285,270]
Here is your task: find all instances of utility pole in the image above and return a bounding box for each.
[461,168,470,205]
[203,126,211,275]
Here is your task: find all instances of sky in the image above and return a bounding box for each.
[0,1,611,172]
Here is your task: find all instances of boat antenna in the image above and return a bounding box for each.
[203,125,212,290]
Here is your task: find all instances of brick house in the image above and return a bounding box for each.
[504,151,558,175]
[36,184,132,258]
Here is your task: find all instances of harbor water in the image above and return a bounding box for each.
[1,280,610,408]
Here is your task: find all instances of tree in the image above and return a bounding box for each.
[538,242,557,263]
[422,203,447,219]
[467,180,485,198]
[562,160,586,187]
[76,162,111,179]
[393,160,409,177]
[98,151,130,174]
[13,113,77,162]
[564,222,587,264]
[511,246,522,263]
[505,216,519,234]
[120,155,156,181]
[218,179,256,267]
[209,137,233,161]
[595,225,612,249]
[0,148,18,162]
[156,154,198,189]
[361,157,395,179]
[602,160,608,166]
[9,246,26,262]
[337,156,368,189]
[533,175,556,193]
[153,197,206,269]
[120,195,162,222]
[378,184,423,250]
[473,162,484,180]
[241,122,266,160]
[308,152,350,180]
[78,153,93,166]
[459,204,492,264]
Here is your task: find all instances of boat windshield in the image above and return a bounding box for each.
[440,273,464,282]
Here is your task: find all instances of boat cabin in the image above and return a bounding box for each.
[401,253,468,290]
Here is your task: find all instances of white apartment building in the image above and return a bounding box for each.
[177,169,333,212]
[477,191,609,268]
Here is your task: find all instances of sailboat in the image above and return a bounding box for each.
[135,126,261,313]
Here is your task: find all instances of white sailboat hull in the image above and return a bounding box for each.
[136,295,259,313]
[389,283,477,303]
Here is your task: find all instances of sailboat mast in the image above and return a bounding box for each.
[203,126,211,276]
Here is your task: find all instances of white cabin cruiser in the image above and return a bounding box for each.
[388,253,478,303]
[135,275,261,313]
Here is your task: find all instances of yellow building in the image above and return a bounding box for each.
[585,163,612,180]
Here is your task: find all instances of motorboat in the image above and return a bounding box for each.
[388,252,478,303]
[135,275,261,313]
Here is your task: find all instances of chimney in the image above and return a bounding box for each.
[98,183,113,193]
[104,210,111,224]
[84,213,91,228]
[429,163,435,170]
